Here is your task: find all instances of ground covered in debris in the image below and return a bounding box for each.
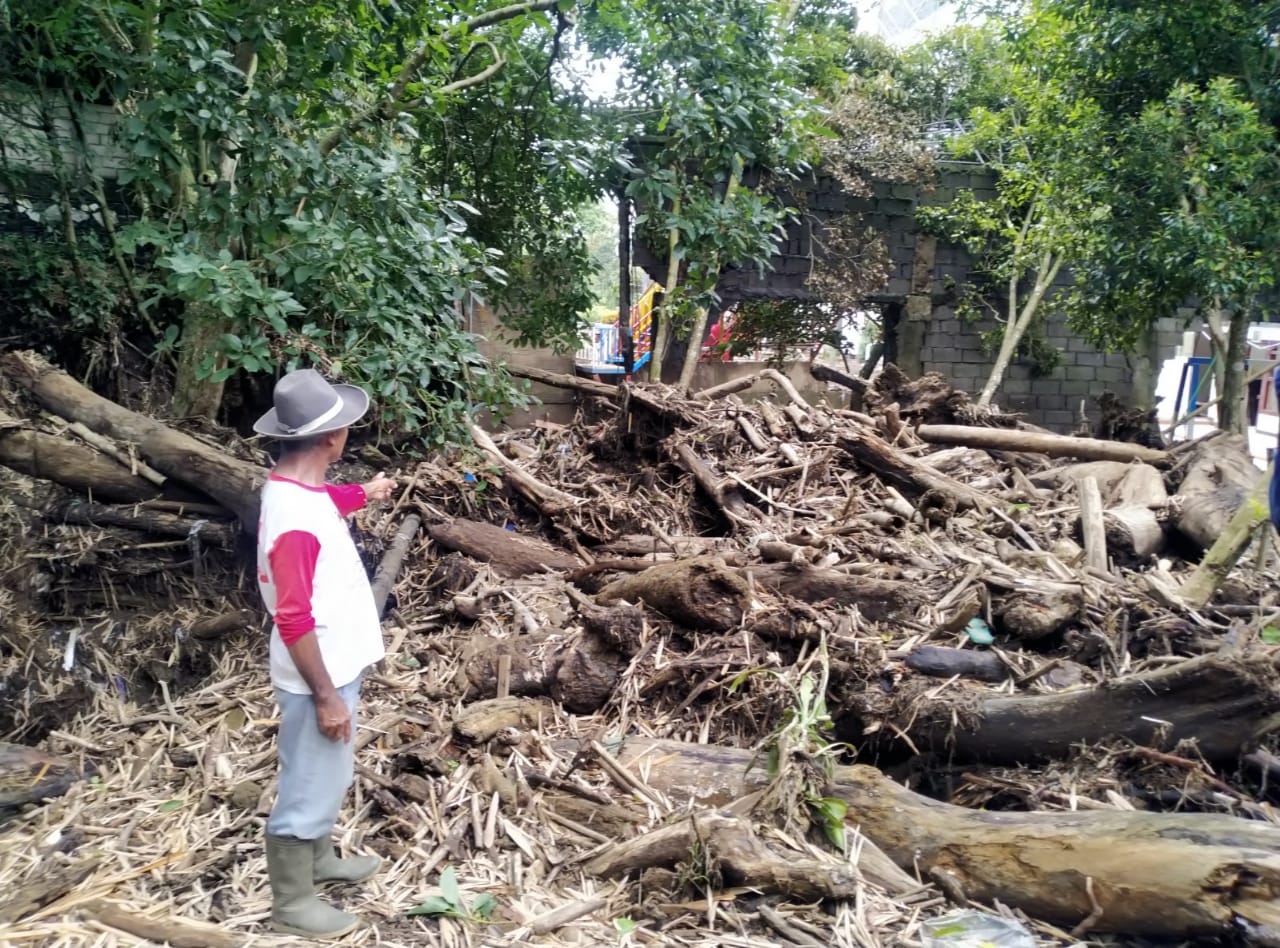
[2,353,1280,947]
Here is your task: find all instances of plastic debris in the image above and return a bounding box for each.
[965,616,994,645]
[921,910,1034,948]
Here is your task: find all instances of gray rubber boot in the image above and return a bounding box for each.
[266,833,359,938]
[313,837,382,885]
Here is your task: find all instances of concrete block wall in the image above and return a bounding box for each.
[0,96,129,179]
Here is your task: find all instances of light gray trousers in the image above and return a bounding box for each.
[266,674,361,840]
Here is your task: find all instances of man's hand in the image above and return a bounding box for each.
[363,473,396,504]
[315,691,352,743]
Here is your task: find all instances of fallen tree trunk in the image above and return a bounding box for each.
[837,430,995,513]
[0,412,159,503]
[50,499,236,547]
[917,424,1170,465]
[372,513,422,616]
[507,364,616,399]
[597,557,751,631]
[745,562,923,623]
[0,351,263,527]
[1103,505,1164,561]
[1180,463,1274,609]
[427,519,580,577]
[469,424,582,515]
[586,811,858,902]
[884,652,1280,764]
[593,737,1280,938]
[1173,433,1261,551]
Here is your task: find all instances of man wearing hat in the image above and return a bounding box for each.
[253,369,396,937]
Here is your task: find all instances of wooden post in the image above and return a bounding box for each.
[1077,476,1107,572]
[618,191,633,377]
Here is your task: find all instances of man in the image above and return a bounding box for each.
[253,368,396,938]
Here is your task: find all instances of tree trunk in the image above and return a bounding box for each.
[170,304,231,421]
[977,247,1060,407]
[917,424,1169,465]
[1173,432,1259,551]
[837,429,996,512]
[427,519,581,576]
[1220,308,1251,435]
[49,499,235,547]
[1180,463,1273,608]
[597,557,751,631]
[590,737,1280,939]
[873,652,1280,764]
[1103,505,1165,560]
[0,350,264,528]
[0,414,160,503]
[744,562,924,623]
[0,742,83,808]
[648,192,681,383]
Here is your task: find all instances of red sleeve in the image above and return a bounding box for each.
[269,530,321,646]
[326,483,367,517]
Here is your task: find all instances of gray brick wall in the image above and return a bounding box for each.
[0,95,129,179]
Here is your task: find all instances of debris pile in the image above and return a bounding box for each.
[2,348,1280,946]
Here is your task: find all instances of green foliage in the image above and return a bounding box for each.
[585,0,820,338]
[0,232,124,347]
[729,636,853,852]
[407,866,498,921]
[0,0,587,439]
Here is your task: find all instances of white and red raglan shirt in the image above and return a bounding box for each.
[256,473,385,694]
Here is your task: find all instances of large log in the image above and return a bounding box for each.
[0,351,263,527]
[744,562,923,623]
[1173,432,1261,550]
[0,412,159,503]
[372,513,422,616]
[884,652,1280,764]
[593,737,1280,939]
[918,424,1170,465]
[50,499,236,547]
[837,429,995,512]
[597,557,751,631]
[427,519,581,576]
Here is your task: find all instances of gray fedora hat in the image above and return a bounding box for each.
[253,368,370,440]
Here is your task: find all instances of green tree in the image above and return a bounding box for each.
[0,0,596,441]
[583,0,818,385]
[1025,0,1280,429]
[917,42,1104,406]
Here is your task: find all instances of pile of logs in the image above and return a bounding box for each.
[3,349,1280,942]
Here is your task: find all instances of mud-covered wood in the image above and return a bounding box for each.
[598,557,751,631]
[0,742,83,808]
[993,585,1083,640]
[745,561,923,623]
[905,645,1007,683]
[837,429,995,512]
[1173,432,1260,550]
[585,811,859,902]
[49,499,235,547]
[372,513,421,615]
[597,737,1280,939]
[459,627,624,713]
[0,350,263,526]
[453,696,550,744]
[0,414,160,503]
[899,652,1280,763]
[1103,505,1164,560]
[427,519,581,576]
[919,424,1170,464]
